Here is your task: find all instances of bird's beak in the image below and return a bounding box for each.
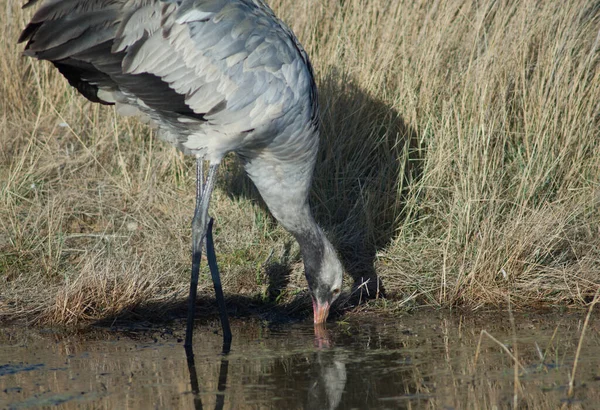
[312,298,330,324]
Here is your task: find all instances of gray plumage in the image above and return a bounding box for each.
[20,0,343,335]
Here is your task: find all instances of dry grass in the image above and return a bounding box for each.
[1,0,599,325]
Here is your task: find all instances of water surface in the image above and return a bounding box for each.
[1,311,599,409]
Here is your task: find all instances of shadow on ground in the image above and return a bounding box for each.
[219,68,422,304]
[91,236,352,329]
[91,291,351,330]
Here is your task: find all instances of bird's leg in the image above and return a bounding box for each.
[185,157,204,347]
[206,218,232,348]
[185,158,219,347]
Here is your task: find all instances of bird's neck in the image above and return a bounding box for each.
[267,195,331,281]
[243,151,329,268]
[292,213,329,277]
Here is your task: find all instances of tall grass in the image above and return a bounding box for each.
[1,0,599,324]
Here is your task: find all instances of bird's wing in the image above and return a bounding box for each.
[19,0,315,136]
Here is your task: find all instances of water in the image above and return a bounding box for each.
[1,311,599,409]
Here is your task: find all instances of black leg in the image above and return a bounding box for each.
[206,218,232,348]
[185,158,219,347]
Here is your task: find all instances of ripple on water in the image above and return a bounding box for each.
[1,311,599,409]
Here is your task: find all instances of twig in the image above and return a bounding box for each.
[474,330,527,373]
[567,286,600,398]
[507,295,521,408]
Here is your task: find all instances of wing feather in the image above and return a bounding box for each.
[21,0,318,156]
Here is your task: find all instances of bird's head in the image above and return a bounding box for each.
[304,238,344,324]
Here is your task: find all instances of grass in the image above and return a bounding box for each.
[1,0,599,325]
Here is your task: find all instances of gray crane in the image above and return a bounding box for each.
[19,0,344,345]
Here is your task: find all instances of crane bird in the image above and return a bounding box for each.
[19,0,344,344]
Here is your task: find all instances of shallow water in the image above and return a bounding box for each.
[1,311,599,409]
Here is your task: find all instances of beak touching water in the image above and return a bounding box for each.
[312,298,330,324]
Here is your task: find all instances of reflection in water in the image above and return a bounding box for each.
[309,324,347,409]
[184,324,347,410]
[313,323,331,349]
[2,313,600,409]
[306,349,347,410]
[215,354,229,409]
[185,339,231,410]
[184,345,204,410]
